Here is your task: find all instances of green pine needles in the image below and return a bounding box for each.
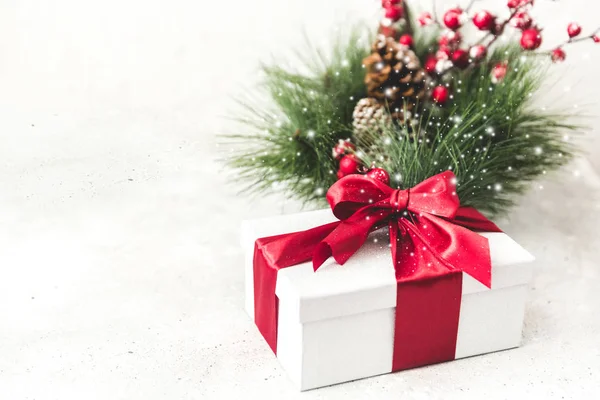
[224,28,578,216]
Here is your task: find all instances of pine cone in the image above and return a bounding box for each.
[363,35,427,120]
[352,97,392,145]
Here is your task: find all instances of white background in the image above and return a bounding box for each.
[0,0,599,399]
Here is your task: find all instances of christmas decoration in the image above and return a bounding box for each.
[352,97,392,143]
[469,45,487,60]
[491,62,508,84]
[332,139,356,160]
[520,28,542,50]
[379,24,398,38]
[551,48,566,63]
[473,11,496,31]
[385,5,404,22]
[424,55,438,74]
[363,35,427,121]
[243,172,534,390]
[511,12,532,30]
[508,0,533,8]
[418,12,433,26]
[399,34,414,47]
[443,8,464,30]
[225,0,599,216]
[432,85,449,105]
[451,48,470,69]
[338,154,360,176]
[366,167,391,184]
[438,30,462,51]
[567,23,582,38]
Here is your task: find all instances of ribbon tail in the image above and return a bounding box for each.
[417,213,494,288]
[313,206,391,271]
[452,207,502,232]
[391,219,454,282]
[253,221,340,354]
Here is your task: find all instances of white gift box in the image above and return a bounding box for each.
[241,209,535,391]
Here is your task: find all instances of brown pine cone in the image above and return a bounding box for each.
[363,35,428,121]
[352,97,392,146]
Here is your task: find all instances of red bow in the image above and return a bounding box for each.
[313,170,500,287]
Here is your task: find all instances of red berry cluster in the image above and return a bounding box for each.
[379,0,405,38]
[376,1,598,105]
[549,22,600,63]
[332,140,358,179]
[406,0,599,101]
[332,139,391,184]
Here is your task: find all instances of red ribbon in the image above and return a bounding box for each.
[253,171,501,371]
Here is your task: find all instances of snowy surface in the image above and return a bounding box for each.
[1,0,599,399]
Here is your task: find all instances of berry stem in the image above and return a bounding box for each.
[554,25,600,48]
[431,0,442,26]
[438,2,529,80]
[484,6,525,49]
[464,0,479,13]
[402,1,414,35]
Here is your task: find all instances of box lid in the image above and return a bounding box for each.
[242,209,535,323]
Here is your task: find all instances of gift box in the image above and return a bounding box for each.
[240,173,535,391]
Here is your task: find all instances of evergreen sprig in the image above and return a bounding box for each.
[225,29,370,203]
[224,28,579,216]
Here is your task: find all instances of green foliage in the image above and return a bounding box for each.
[224,29,580,216]
[224,29,369,204]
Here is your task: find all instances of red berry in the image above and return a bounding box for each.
[508,0,532,8]
[382,0,401,6]
[511,12,532,30]
[567,23,582,38]
[424,55,438,74]
[551,48,566,63]
[472,11,495,31]
[443,8,463,30]
[432,86,450,105]
[438,30,462,49]
[520,28,542,50]
[593,35,600,43]
[469,45,487,60]
[332,139,356,159]
[436,46,452,60]
[336,170,346,180]
[451,49,470,69]
[399,34,413,47]
[418,12,433,26]
[379,24,397,38]
[491,62,508,83]
[385,6,404,22]
[366,168,391,185]
[339,154,360,175]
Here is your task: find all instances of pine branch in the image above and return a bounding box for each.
[222,28,370,204]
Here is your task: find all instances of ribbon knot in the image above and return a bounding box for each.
[389,189,409,212]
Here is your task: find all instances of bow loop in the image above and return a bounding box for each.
[405,170,460,218]
[326,174,395,220]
